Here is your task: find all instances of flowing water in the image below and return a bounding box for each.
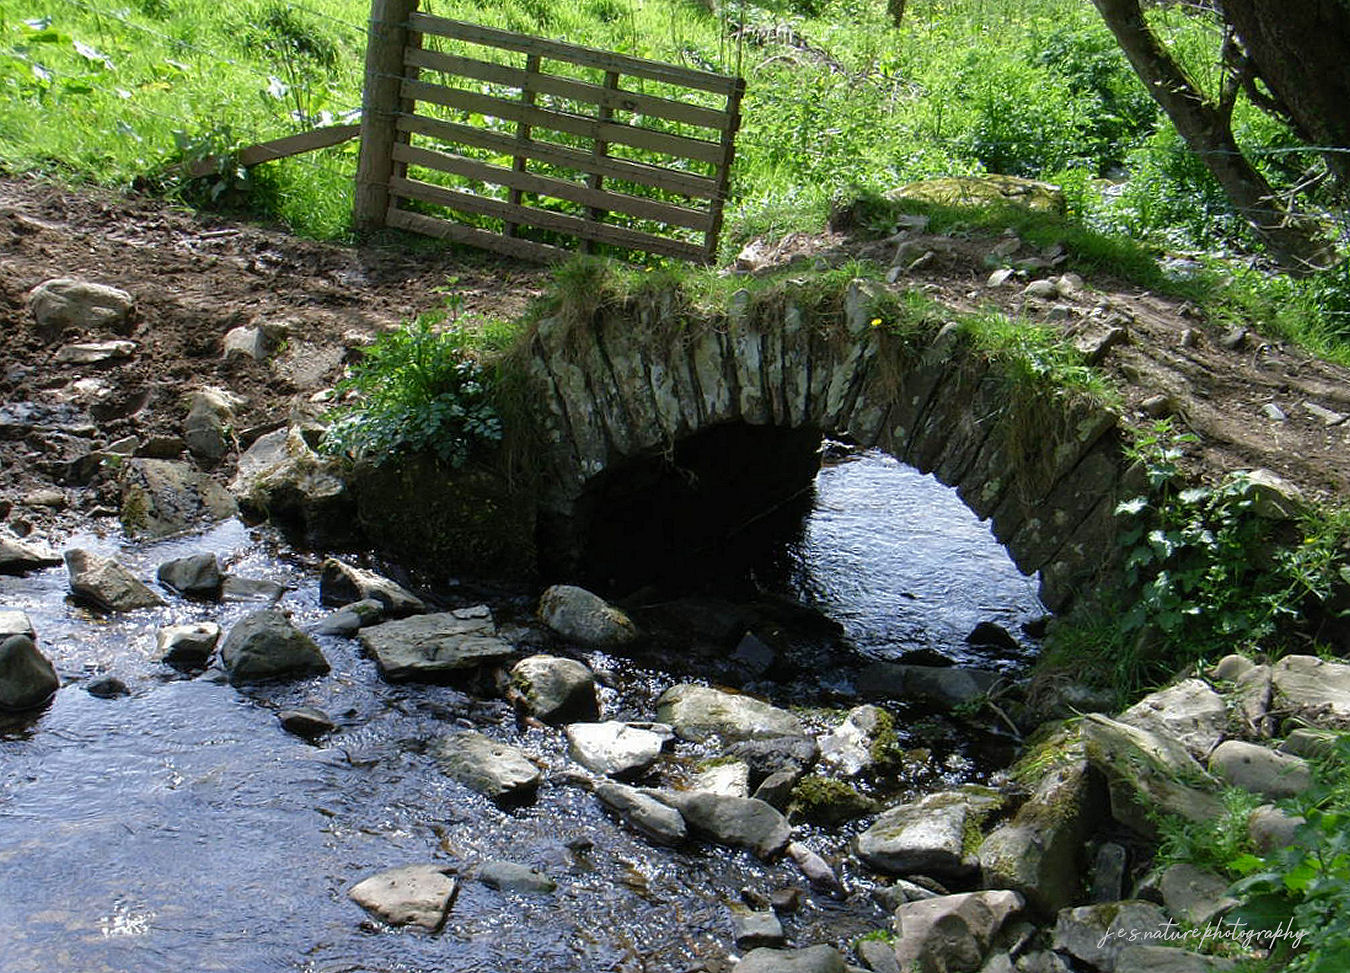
[0,454,1042,973]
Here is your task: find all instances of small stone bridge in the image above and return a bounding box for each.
[516,281,1133,611]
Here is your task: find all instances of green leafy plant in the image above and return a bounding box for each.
[1226,737,1350,971]
[320,294,503,468]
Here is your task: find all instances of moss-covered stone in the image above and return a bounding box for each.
[788,775,878,828]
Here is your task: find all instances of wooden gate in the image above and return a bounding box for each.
[353,0,744,263]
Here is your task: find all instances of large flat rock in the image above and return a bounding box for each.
[348,864,457,930]
[359,609,513,682]
[434,731,541,803]
[656,684,806,742]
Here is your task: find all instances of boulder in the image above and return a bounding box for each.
[727,735,820,779]
[229,426,356,547]
[1114,946,1235,973]
[278,706,335,739]
[1118,679,1227,760]
[855,789,1001,878]
[788,775,876,827]
[54,340,136,364]
[219,609,329,684]
[64,548,164,612]
[857,661,1000,706]
[157,621,222,669]
[0,609,36,641]
[358,609,514,682]
[0,634,60,711]
[156,553,223,597]
[120,459,237,537]
[318,558,424,617]
[223,325,268,360]
[646,789,790,860]
[1081,714,1221,837]
[181,387,241,467]
[315,599,384,637]
[0,536,62,575]
[1158,864,1239,926]
[86,675,129,699]
[567,721,666,778]
[978,758,1099,915]
[1271,655,1350,726]
[511,654,599,724]
[786,841,843,894]
[478,860,555,894]
[435,731,541,803]
[595,781,686,846]
[1052,901,1169,973]
[1247,803,1306,854]
[692,761,751,798]
[734,910,785,950]
[1241,469,1305,520]
[656,684,806,742]
[537,584,639,649]
[818,704,896,777]
[28,277,134,341]
[735,945,846,973]
[890,890,1024,973]
[348,864,457,930]
[1208,740,1312,799]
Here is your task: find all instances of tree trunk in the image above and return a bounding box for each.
[1090,0,1332,272]
[1222,0,1350,190]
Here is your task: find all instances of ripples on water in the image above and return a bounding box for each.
[0,454,1042,972]
[782,450,1044,668]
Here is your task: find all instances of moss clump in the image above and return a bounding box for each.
[119,486,150,533]
[788,775,878,828]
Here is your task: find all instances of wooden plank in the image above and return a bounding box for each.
[387,206,568,263]
[704,76,745,262]
[181,125,360,178]
[398,114,718,199]
[405,47,730,131]
[393,143,711,230]
[390,175,706,260]
[408,12,738,95]
[402,79,723,166]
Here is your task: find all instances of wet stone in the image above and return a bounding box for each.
[733,910,785,950]
[0,536,62,575]
[278,706,336,739]
[435,731,541,804]
[478,860,555,894]
[220,609,329,685]
[348,864,457,931]
[359,610,514,683]
[157,553,223,597]
[85,675,129,698]
[318,558,424,618]
[595,781,687,846]
[157,622,222,669]
[0,634,60,711]
[566,721,666,778]
[736,945,846,973]
[511,654,598,724]
[0,609,36,641]
[64,548,164,612]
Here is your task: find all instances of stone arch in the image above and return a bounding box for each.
[519,281,1132,611]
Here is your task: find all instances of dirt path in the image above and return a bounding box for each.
[2,176,1349,546]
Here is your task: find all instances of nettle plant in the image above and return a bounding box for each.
[1113,422,1348,660]
[320,290,503,468]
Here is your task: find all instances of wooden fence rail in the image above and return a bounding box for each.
[354,0,744,263]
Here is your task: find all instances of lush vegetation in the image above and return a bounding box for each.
[319,289,506,467]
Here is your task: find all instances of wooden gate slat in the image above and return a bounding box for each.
[398,114,718,199]
[408,12,739,94]
[402,79,724,166]
[405,47,731,131]
[390,175,706,259]
[393,142,711,230]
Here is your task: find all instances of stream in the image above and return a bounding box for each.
[0,451,1043,973]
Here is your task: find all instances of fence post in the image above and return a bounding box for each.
[354,0,419,232]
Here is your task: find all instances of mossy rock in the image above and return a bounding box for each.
[886,175,1066,215]
[788,775,878,828]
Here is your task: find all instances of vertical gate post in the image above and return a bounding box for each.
[354,0,419,232]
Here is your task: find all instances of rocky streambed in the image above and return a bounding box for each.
[3,503,1346,973]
